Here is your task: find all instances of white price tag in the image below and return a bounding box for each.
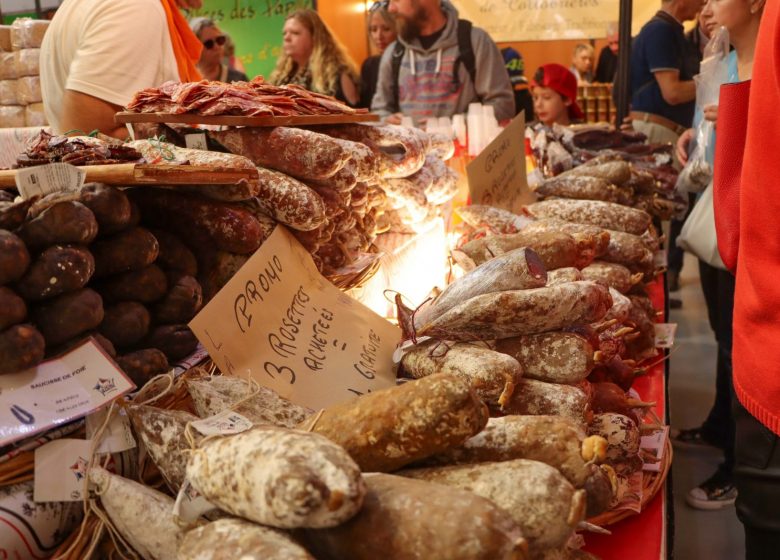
[190,409,253,437]
[173,480,217,523]
[654,323,677,348]
[86,406,136,454]
[34,439,93,502]
[641,426,670,473]
[14,163,86,200]
[184,133,208,151]
[0,339,135,448]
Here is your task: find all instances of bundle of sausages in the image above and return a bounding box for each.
[87,368,607,559]
[0,184,213,383]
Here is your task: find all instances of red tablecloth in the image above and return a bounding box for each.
[584,277,668,560]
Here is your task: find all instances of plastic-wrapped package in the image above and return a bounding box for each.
[14,48,40,76]
[25,102,46,126]
[10,18,49,50]
[0,105,25,127]
[17,75,42,104]
[0,79,18,105]
[0,25,11,51]
[0,52,17,79]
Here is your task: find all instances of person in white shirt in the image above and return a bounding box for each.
[40,0,201,138]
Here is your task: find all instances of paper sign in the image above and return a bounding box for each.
[189,226,400,410]
[654,323,678,348]
[0,339,135,448]
[185,133,208,151]
[15,162,86,199]
[34,439,93,502]
[641,426,670,473]
[467,110,533,213]
[191,410,253,436]
[173,480,217,523]
[86,407,136,454]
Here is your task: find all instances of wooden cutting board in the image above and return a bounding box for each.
[0,163,259,188]
[114,111,380,127]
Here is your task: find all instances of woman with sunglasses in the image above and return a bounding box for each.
[270,9,360,106]
[190,17,248,82]
[359,1,397,108]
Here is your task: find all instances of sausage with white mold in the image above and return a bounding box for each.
[301,473,529,560]
[400,340,521,407]
[89,466,188,560]
[400,459,587,553]
[524,199,651,236]
[300,373,489,472]
[186,426,365,529]
[178,518,314,560]
[417,281,612,342]
[495,332,596,384]
[500,378,592,427]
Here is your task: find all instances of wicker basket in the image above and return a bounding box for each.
[587,429,673,526]
[327,243,382,291]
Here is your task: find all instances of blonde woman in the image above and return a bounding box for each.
[360,1,397,108]
[270,9,360,106]
[570,43,595,85]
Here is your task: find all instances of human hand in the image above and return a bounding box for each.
[385,113,404,125]
[676,128,694,165]
[703,104,718,123]
[619,115,633,132]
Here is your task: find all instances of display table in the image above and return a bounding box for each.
[584,277,670,560]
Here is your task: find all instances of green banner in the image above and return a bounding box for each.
[187,0,315,80]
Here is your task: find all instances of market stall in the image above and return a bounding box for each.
[0,72,679,559]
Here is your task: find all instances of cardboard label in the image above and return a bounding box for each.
[641,426,670,473]
[466,111,533,212]
[86,406,136,454]
[15,162,86,199]
[173,480,217,523]
[189,227,400,410]
[34,439,93,502]
[191,410,253,436]
[0,339,135,448]
[184,133,208,151]
[654,323,677,348]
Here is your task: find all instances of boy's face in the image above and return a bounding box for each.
[532,86,571,126]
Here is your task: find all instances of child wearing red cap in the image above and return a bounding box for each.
[531,63,584,127]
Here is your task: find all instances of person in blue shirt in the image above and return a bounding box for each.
[629,0,703,152]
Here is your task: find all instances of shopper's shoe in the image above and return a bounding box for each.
[668,271,681,292]
[686,470,737,510]
[670,298,683,310]
[672,427,723,450]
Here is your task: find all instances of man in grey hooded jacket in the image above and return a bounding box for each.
[371,0,514,124]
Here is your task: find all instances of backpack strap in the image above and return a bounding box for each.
[390,40,406,113]
[455,19,479,101]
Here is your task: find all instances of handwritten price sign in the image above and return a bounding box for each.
[190,226,400,410]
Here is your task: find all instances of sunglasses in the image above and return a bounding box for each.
[202,35,226,49]
[369,1,389,12]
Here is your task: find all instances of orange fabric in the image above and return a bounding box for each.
[160,0,202,82]
[729,0,780,437]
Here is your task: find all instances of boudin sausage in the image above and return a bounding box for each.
[31,288,104,346]
[0,230,30,285]
[16,245,95,301]
[0,324,45,374]
[16,201,98,248]
[91,227,159,278]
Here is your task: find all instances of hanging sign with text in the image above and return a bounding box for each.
[189,226,400,410]
[451,0,620,42]
[467,110,534,213]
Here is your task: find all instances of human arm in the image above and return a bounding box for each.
[370,44,397,117]
[59,90,128,139]
[676,128,694,165]
[703,104,718,122]
[340,72,359,107]
[653,70,696,105]
[471,28,515,122]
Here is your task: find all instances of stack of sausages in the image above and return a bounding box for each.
[0,183,210,384]
[91,366,608,559]
[208,123,458,274]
